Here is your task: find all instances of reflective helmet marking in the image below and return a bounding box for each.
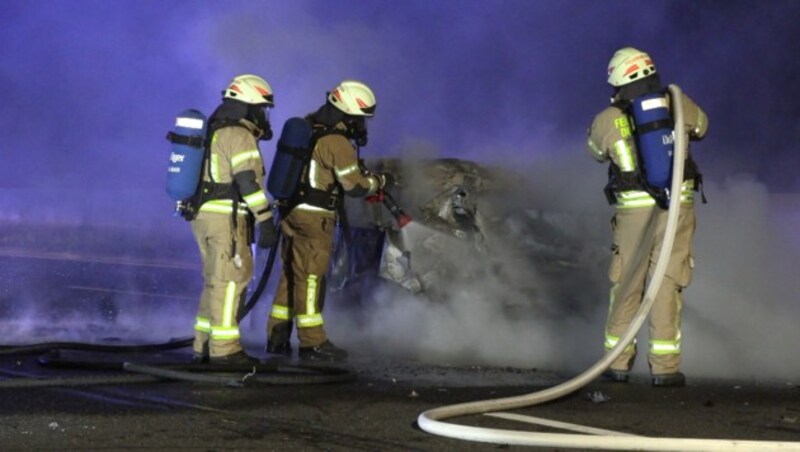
[327,80,376,117]
[607,48,657,87]
[224,74,274,106]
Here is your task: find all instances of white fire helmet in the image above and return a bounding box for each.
[328,80,376,116]
[607,47,657,87]
[223,74,275,106]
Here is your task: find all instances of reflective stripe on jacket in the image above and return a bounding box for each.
[198,199,250,215]
[296,123,379,212]
[615,180,696,209]
[199,121,272,222]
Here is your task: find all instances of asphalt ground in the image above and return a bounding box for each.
[0,349,798,451]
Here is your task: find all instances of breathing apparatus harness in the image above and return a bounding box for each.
[177,100,267,214]
[179,101,272,269]
[277,125,346,213]
[603,79,705,209]
[275,102,368,216]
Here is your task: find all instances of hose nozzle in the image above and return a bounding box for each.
[367,190,412,229]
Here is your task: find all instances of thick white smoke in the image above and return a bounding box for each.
[683,177,800,380]
[327,145,612,373]
[326,143,800,382]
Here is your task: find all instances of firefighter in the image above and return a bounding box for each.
[587,48,708,387]
[191,74,280,365]
[266,80,393,362]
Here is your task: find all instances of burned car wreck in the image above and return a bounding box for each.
[326,158,605,313]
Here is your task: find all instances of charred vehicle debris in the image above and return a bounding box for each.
[326,158,606,313]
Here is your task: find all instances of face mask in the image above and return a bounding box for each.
[251,105,273,141]
[260,121,273,141]
[345,116,368,147]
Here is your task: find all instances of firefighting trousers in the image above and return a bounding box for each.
[191,211,253,357]
[604,205,696,375]
[267,208,336,348]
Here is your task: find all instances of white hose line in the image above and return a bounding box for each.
[485,412,636,437]
[417,422,800,451]
[417,85,800,450]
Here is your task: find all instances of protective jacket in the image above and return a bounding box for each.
[191,119,271,358]
[197,120,272,222]
[293,122,380,213]
[267,121,379,348]
[587,91,708,209]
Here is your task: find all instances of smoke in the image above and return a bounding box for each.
[0,1,798,383]
[683,177,800,380]
[328,143,800,382]
[327,145,612,373]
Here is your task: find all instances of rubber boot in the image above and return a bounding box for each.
[299,340,348,362]
[209,350,260,366]
[652,372,686,387]
[602,368,630,382]
[192,342,209,364]
[602,354,635,382]
[266,321,293,357]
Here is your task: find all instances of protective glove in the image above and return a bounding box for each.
[257,219,279,249]
[378,172,396,190]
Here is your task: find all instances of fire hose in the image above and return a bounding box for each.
[238,209,283,322]
[416,85,800,450]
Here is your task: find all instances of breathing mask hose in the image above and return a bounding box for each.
[238,209,282,323]
[413,85,772,449]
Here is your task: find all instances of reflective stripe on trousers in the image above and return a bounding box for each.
[194,316,211,333]
[604,333,636,354]
[297,274,324,328]
[210,281,241,340]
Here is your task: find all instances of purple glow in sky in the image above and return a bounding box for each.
[2,0,799,199]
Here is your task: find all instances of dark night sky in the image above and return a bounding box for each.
[1,0,799,202]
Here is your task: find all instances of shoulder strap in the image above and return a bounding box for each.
[166,131,204,148]
[284,124,348,212]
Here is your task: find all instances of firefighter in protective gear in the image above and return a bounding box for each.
[191,74,279,365]
[587,48,709,387]
[266,80,390,362]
